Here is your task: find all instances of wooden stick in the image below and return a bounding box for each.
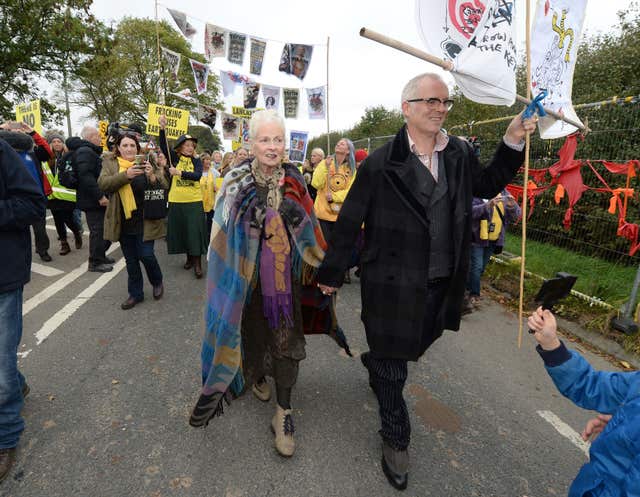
[359,27,588,132]
[518,0,533,349]
[326,36,331,154]
[155,0,166,106]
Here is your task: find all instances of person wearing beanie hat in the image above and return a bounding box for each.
[158,115,207,279]
[44,132,84,256]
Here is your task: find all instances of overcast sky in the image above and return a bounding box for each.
[70,0,627,145]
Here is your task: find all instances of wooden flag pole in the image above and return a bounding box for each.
[155,0,166,106]
[518,0,533,348]
[326,36,331,154]
[359,27,588,132]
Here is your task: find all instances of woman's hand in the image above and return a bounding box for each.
[581,414,612,442]
[159,114,167,130]
[527,307,560,351]
[144,161,154,176]
[126,166,145,179]
[168,166,181,177]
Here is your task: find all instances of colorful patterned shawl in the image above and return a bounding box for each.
[190,163,338,427]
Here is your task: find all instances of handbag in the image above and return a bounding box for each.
[143,178,168,220]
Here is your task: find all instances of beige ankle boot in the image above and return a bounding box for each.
[252,379,271,402]
[271,405,295,457]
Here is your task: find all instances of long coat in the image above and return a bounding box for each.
[317,125,524,360]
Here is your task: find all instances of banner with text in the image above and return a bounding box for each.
[146,104,190,139]
[15,99,42,134]
[289,130,309,163]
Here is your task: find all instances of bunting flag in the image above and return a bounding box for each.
[219,70,249,97]
[228,32,247,65]
[243,81,261,110]
[161,46,181,79]
[289,130,309,164]
[199,105,218,130]
[416,0,517,105]
[306,86,326,119]
[249,38,267,75]
[221,112,241,140]
[205,24,227,61]
[531,0,587,139]
[240,118,250,144]
[278,44,313,80]
[167,8,196,39]
[283,88,300,119]
[189,59,210,95]
[261,85,280,110]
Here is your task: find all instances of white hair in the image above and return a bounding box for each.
[401,73,447,105]
[249,109,285,141]
[310,147,325,158]
[80,125,99,139]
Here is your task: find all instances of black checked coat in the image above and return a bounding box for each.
[317,125,525,360]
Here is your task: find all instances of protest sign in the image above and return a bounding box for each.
[289,130,309,163]
[146,104,190,139]
[15,99,42,134]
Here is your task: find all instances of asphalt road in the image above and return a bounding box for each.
[1,216,621,497]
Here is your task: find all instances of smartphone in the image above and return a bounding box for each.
[134,154,146,167]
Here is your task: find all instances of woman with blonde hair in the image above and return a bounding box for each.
[199,152,220,239]
[219,151,235,177]
[301,147,325,201]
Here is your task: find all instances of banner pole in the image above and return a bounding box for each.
[359,27,587,132]
[155,0,166,106]
[326,36,331,154]
[518,0,533,348]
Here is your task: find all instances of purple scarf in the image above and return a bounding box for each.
[260,207,293,329]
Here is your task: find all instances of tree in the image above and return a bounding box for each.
[187,125,222,153]
[72,18,222,126]
[0,0,101,122]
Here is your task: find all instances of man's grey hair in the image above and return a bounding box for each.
[401,73,447,105]
[249,109,285,141]
[80,125,99,139]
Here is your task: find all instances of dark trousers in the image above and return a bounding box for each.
[84,208,111,266]
[466,244,496,296]
[119,233,163,301]
[51,209,82,241]
[319,219,335,246]
[366,355,410,450]
[205,210,214,241]
[31,217,50,255]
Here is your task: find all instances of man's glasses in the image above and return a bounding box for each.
[406,97,454,111]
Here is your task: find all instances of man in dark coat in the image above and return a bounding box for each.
[67,126,112,272]
[317,73,537,491]
[0,137,47,482]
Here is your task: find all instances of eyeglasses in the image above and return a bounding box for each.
[406,97,454,111]
[256,137,285,146]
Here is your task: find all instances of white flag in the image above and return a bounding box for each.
[161,46,181,79]
[205,24,227,61]
[531,0,586,139]
[221,113,240,140]
[167,8,196,39]
[189,59,209,95]
[416,0,517,106]
[261,85,280,110]
[219,71,249,98]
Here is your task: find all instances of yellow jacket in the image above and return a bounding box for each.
[311,160,356,222]
[200,170,220,212]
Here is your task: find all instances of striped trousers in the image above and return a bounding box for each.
[364,354,410,450]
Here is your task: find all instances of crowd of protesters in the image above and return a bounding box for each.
[3,74,634,496]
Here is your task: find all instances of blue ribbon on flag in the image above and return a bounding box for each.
[523,89,548,120]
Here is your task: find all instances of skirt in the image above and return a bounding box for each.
[166,201,208,256]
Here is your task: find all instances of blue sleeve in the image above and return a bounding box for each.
[545,349,640,414]
[0,141,46,230]
[620,454,640,496]
[180,157,202,181]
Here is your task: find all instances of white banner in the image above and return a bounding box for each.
[167,8,196,39]
[306,86,326,119]
[204,24,227,60]
[261,85,280,110]
[416,0,517,106]
[189,59,209,95]
[531,0,587,139]
[161,46,181,79]
[221,113,241,140]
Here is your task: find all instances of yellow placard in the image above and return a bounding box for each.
[231,140,242,151]
[98,120,108,151]
[231,106,254,119]
[15,99,42,135]
[146,103,190,140]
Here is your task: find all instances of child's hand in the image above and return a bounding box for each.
[581,414,612,442]
[528,307,561,350]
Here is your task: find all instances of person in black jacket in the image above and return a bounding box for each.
[317,73,537,491]
[0,137,47,482]
[67,126,112,272]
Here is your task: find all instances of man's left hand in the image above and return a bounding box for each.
[504,111,538,143]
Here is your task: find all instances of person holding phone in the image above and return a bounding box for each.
[98,132,168,310]
[528,307,640,497]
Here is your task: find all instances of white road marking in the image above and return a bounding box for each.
[30,263,64,277]
[24,243,120,316]
[17,350,32,359]
[46,215,53,220]
[537,410,590,457]
[34,257,126,345]
[46,225,57,232]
